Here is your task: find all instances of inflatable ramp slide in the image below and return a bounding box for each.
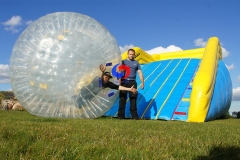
[104,37,232,122]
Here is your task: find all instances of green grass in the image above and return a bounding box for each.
[0,110,240,160]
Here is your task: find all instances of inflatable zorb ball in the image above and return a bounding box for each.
[9,12,121,118]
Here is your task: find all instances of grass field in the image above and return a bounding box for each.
[0,110,240,160]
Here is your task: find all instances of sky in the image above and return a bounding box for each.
[0,0,240,113]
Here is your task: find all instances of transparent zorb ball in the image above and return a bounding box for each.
[9,12,121,118]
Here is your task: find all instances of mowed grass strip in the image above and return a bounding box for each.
[0,110,240,160]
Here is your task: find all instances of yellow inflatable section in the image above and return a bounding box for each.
[121,47,205,64]
[152,48,204,60]
[121,47,157,64]
[188,37,222,122]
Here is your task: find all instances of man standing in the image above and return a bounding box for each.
[119,49,144,120]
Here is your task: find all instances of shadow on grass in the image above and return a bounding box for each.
[194,146,240,160]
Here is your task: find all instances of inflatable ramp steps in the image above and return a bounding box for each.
[172,63,200,121]
[171,88,191,121]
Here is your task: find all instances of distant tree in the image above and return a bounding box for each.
[219,112,233,119]
[237,112,240,119]
[0,92,5,102]
[0,92,5,109]
[232,111,238,118]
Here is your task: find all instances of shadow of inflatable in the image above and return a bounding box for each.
[193,145,240,160]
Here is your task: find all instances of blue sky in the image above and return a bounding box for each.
[0,0,240,113]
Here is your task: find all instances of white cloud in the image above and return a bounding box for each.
[221,47,230,58]
[1,16,32,33]
[119,44,183,55]
[146,45,182,55]
[119,44,135,53]
[0,64,10,84]
[194,38,207,47]
[194,38,230,58]
[2,16,22,26]
[232,87,240,101]
[226,64,234,71]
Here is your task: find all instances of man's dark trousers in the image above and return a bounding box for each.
[118,80,138,119]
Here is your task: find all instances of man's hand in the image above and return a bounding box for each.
[99,64,106,72]
[130,85,138,94]
[141,83,144,90]
[137,70,144,90]
[118,79,122,85]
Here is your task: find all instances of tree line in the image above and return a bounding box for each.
[232,111,240,118]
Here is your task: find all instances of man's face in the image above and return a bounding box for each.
[103,75,110,83]
[128,50,135,60]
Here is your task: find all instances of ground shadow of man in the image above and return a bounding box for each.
[132,92,158,120]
